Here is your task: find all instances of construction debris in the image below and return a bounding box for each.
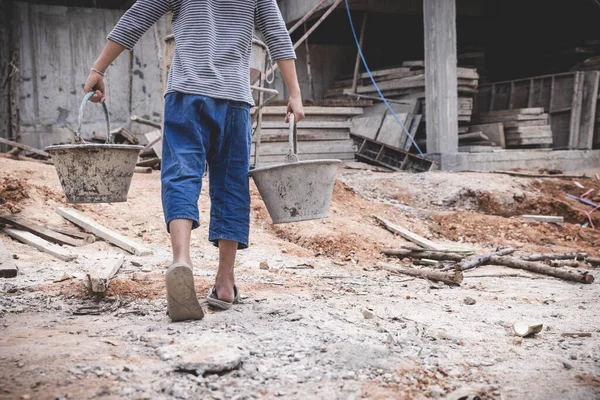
[87,254,126,294]
[0,214,86,247]
[513,322,544,338]
[476,108,553,148]
[376,262,464,286]
[487,256,594,284]
[521,215,564,223]
[0,242,17,278]
[56,208,152,256]
[3,228,75,262]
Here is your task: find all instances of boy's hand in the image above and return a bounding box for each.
[286,95,305,123]
[83,70,106,103]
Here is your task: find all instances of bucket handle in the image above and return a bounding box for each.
[284,113,299,163]
[74,92,112,144]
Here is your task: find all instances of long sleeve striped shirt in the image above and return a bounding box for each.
[107,0,295,105]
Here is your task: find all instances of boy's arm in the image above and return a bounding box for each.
[84,0,170,103]
[255,0,305,122]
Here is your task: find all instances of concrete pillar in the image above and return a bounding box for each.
[423,0,458,155]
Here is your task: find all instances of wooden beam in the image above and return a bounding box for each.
[56,208,152,256]
[0,242,17,278]
[88,254,125,293]
[351,12,368,94]
[374,215,445,251]
[0,214,86,247]
[4,228,75,262]
[0,137,49,158]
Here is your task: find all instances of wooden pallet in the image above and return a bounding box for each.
[351,134,437,172]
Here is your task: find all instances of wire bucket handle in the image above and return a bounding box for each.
[74,92,112,144]
[284,113,299,163]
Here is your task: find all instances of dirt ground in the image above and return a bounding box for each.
[1,157,600,400]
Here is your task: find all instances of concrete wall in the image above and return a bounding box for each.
[11,2,168,149]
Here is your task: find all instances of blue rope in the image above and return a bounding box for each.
[343,0,425,157]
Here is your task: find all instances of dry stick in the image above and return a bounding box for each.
[586,257,600,267]
[550,260,585,268]
[450,247,516,272]
[396,246,474,254]
[522,252,587,262]
[487,256,594,284]
[381,248,464,262]
[561,332,592,338]
[376,262,463,286]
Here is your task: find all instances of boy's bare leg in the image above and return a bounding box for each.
[169,219,194,266]
[215,239,237,303]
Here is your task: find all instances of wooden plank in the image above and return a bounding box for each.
[3,228,75,261]
[376,112,409,148]
[478,114,548,123]
[350,103,388,140]
[253,129,350,143]
[0,214,85,247]
[522,215,564,223]
[46,225,96,243]
[468,123,506,148]
[0,137,50,158]
[502,119,548,129]
[459,145,499,153]
[251,140,356,157]
[459,132,489,142]
[252,106,364,116]
[577,71,599,149]
[144,130,162,160]
[136,157,160,168]
[0,242,17,278]
[404,114,422,151]
[56,208,152,256]
[568,72,584,149]
[87,254,125,293]
[480,108,545,117]
[506,137,553,145]
[261,121,351,129]
[374,216,445,250]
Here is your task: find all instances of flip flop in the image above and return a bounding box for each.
[165,263,204,322]
[207,285,240,310]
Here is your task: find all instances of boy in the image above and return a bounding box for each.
[84,0,304,321]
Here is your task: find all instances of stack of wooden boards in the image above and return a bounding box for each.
[0,210,152,293]
[252,106,360,166]
[475,108,553,148]
[327,61,479,126]
[476,71,600,149]
[327,61,480,153]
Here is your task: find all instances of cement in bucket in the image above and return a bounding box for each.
[249,114,341,224]
[45,92,143,203]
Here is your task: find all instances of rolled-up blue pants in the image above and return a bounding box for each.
[161,92,252,249]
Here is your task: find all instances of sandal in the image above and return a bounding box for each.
[165,263,204,322]
[207,285,240,310]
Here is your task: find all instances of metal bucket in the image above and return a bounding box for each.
[45,93,143,203]
[250,115,341,224]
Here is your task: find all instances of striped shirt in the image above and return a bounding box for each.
[108,0,295,105]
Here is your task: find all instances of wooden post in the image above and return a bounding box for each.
[9,47,20,143]
[304,23,315,99]
[423,0,458,155]
[351,13,368,94]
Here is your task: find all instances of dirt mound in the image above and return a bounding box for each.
[0,177,29,213]
[432,211,600,253]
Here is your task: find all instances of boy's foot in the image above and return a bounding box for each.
[165,263,204,322]
[207,285,240,310]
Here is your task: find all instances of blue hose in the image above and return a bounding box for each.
[344,0,425,157]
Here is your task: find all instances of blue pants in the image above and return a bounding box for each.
[161,92,252,249]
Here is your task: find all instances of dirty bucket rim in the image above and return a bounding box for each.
[45,144,144,152]
[250,159,342,174]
